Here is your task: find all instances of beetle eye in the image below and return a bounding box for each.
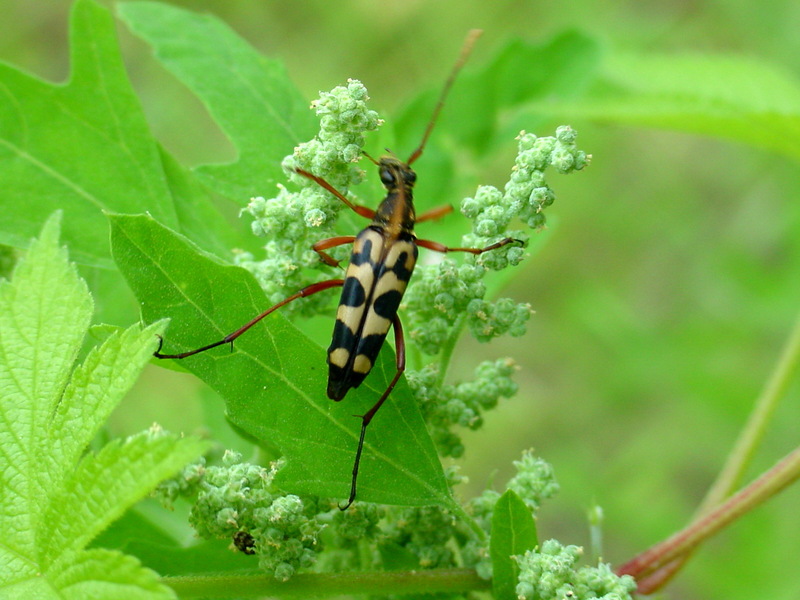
[404,170,417,185]
[380,168,395,186]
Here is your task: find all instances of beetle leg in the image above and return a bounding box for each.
[416,236,523,255]
[415,204,453,223]
[294,168,376,220]
[339,313,406,510]
[154,279,345,359]
[313,236,357,267]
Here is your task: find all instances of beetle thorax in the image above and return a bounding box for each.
[373,156,417,235]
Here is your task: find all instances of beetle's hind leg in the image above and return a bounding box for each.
[339,314,406,510]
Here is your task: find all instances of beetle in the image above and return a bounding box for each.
[154,29,521,508]
[233,531,256,555]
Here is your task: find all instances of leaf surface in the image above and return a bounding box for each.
[0,0,244,269]
[490,489,539,600]
[0,211,209,598]
[547,52,800,160]
[110,212,452,507]
[119,1,317,202]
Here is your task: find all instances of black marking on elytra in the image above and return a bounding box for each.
[328,316,372,399]
[328,365,355,400]
[329,318,356,354]
[387,248,416,282]
[340,276,367,308]
[328,317,362,400]
[356,332,388,367]
[383,234,417,281]
[350,229,381,266]
[328,360,369,400]
[373,289,403,320]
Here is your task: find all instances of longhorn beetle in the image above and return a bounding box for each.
[155,29,521,509]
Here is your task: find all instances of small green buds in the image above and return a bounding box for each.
[160,451,324,581]
[287,79,382,186]
[515,540,636,600]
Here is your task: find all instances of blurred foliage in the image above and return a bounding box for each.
[2,1,799,599]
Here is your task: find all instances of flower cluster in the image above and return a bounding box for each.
[360,451,560,580]
[157,438,571,589]
[462,450,561,579]
[161,450,324,581]
[406,358,519,457]
[515,540,636,600]
[507,450,561,512]
[466,450,561,524]
[465,127,588,236]
[329,501,384,546]
[401,258,532,355]
[404,127,588,354]
[235,79,382,316]
[382,504,461,569]
[285,78,382,184]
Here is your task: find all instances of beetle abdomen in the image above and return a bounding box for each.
[327,227,418,400]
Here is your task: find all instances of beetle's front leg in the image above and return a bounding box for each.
[295,168,376,220]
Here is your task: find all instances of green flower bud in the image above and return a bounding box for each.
[515,539,635,600]
[272,562,295,582]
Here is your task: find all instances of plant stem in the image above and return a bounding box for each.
[701,311,800,508]
[619,311,800,592]
[436,314,466,386]
[618,445,800,585]
[449,497,489,543]
[162,568,491,598]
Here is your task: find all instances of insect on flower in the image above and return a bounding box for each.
[154,29,522,508]
[233,531,255,555]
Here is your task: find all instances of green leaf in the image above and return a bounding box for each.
[51,549,168,600]
[46,322,164,493]
[0,0,244,269]
[0,213,93,562]
[93,502,250,577]
[44,434,208,562]
[109,212,452,507]
[0,0,174,267]
[157,146,253,260]
[118,1,317,202]
[490,489,539,600]
[549,52,800,160]
[0,212,210,598]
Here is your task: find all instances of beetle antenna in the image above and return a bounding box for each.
[406,29,482,166]
[362,150,380,165]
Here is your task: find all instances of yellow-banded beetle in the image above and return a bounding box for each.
[155,30,521,508]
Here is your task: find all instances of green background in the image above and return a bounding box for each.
[3,1,799,598]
